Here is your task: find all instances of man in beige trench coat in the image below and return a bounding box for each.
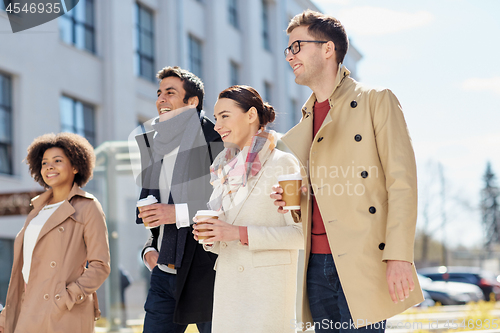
[272,10,424,332]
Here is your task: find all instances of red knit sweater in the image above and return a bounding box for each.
[311,99,332,254]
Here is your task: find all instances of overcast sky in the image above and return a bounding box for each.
[312,0,500,248]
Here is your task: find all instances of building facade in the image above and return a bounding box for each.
[0,0,361,320]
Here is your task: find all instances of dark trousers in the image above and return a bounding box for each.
[143,266,211,333]
[307,254,386,333]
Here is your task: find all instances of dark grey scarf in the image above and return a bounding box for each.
[150,108,208,268]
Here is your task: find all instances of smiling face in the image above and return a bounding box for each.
[213,98,260,150]
[41,147,77,190]
[156,76,198,116]
[286,26,328,88]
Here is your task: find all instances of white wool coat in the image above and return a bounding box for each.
[207,149,303,333]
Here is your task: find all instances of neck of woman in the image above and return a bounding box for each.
[49,183,74,204]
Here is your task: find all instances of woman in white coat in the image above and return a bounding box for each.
[193,85,303,333]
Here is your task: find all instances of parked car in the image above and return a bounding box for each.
[416,289,436,308]
[419,266,500,301]
[417,274,483,305]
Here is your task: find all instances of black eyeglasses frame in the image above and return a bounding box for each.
[284,40,329,57]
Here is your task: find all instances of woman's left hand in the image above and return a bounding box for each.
[192,218,240,243]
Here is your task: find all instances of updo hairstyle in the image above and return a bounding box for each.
[218,85,276,127]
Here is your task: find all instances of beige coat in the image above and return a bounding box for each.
[281,66,424,328]
[207,149,303,333]
[0,184,110,333]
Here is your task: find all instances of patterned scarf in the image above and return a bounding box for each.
[208,129,277,213]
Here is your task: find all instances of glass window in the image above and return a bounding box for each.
[230,61,239,86]
[0,73,12,175]
[135,3,155,81]
[59,0,95,53]
[188,35,203,79]
[0,238,14,305]
[60,96,96,146]
[264,82,272,104]
[228,0,238,29]
[262,0,270,51]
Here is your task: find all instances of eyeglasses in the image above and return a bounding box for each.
[284,40,328,57]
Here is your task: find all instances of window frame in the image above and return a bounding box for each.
[230,61,239,87]
[0,73,13,175]
[262,0,270,51]
[135,2,156,82]
[60,95,96,146]
[188,35,203,79]
[264,81,272,104]
[59,0,96,54]
[0,238,15,305]
[228,0,238,29]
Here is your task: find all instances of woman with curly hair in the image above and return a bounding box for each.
[0,133,110,333]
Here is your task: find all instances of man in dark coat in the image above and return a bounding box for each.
[135,66,222,333]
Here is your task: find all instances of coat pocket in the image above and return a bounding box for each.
[252,250,291,268]
[53,282,68,314]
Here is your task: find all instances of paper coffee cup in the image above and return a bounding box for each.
[137,195,158,229]
[277,173,302,210]
[195,210,218,244]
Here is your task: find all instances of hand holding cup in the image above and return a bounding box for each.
[271,174,307,214]
[137,195,159,229]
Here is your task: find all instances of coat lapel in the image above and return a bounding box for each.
[36,201,77,243]
[33,184,86,243]
[281,66,350,168]
[281,110,313,168]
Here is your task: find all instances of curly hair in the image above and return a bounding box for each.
[26,132,95,189]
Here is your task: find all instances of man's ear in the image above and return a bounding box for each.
[187,96,199,108]
[324,41,336,60]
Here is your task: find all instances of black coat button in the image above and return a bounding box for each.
[317,137,323,142]
[350,101,357,108]
[378,243,385,250]
[354,134,362,142]
[369,206,376,214]
[361,171,368,178]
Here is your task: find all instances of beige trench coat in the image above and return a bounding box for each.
[281,66,424,328]
[207,149,304,333]
[0,184,110,333]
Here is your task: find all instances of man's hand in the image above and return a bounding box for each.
[144,251,159,269]
[386,260,415,303]
[138,203,176,228]
[270,184,307,214]
[192,218,239,243]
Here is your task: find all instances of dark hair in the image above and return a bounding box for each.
[287,10,349,65]
[26,132,95,189]
[157,66,204,112]
[218,85,276,127]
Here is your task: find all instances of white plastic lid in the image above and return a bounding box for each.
[195,210,218,217]
[277,173,302,182]
[137,195,158,207]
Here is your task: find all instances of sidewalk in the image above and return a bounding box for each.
[97,302,500,333]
